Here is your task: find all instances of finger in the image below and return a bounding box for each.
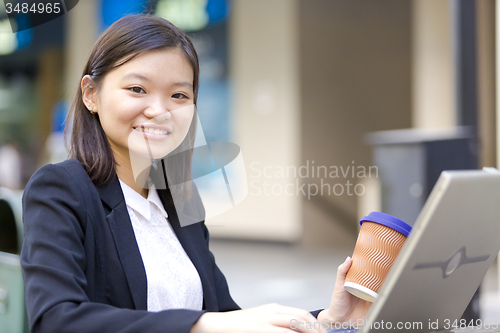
[275,314,327,333]
[337,256,352,280]
[333,257,353,296]
[274,305,323,325]
[266,304,327,333]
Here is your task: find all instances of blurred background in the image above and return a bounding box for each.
[0,0,499,331]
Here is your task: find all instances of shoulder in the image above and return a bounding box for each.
[31,158,87,178]
[23,158,94,207]
[26,158,89,188]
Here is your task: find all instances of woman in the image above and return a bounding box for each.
[20,14,369,333]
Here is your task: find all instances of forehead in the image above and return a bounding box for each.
[108,48,194,83]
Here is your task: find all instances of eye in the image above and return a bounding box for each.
[172,93,188,99]
[129,86,145,94]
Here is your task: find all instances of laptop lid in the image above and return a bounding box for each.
[358,168,500,333]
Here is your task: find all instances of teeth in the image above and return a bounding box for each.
[136,127,169,135]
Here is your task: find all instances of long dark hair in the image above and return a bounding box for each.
[64,14,200,203]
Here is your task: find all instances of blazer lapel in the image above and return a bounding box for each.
[96,173,148,311]
[96,167,217,311]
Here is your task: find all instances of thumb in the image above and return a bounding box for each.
[337,256,352,281]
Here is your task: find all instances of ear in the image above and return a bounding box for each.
[81,75,98,113]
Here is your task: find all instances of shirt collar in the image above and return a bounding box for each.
[118,178,168,221]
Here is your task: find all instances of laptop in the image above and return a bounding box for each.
[328,167,500,333]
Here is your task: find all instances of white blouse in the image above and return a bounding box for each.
[118,178,203,312]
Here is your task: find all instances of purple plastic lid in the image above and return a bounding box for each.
[359,212,412,237]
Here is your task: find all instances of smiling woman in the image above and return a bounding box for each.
[19,13,366,333]
[81,48,196,198]
[68,15,200,201]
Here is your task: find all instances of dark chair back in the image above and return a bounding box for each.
[0,199,17,254]
[0,188,23,255]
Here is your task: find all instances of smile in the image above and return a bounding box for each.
[134,127,170,135]
[132,123,173,138]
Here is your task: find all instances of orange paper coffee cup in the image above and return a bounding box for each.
[344,212,412,302]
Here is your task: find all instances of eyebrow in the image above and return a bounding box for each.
[122,73,194,90]
[122,73,151,82]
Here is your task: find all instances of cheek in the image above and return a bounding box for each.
[100,100,136,132]
[172,106,195,135]
[100,112,132,139]
[178,112,194,130]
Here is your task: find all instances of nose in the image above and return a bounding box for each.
[143,102,172,121]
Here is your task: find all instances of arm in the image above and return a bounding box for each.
[190,190,327,333]
[21,163,205,333]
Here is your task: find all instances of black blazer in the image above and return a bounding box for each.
[20,158,323,333]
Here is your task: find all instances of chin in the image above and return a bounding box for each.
[127,139,176,159]
[129,149,172,161]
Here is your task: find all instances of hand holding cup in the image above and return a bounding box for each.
[344,212,412,302]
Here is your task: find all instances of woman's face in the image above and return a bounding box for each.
[86,48,195,163]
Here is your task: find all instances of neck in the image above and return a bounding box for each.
[114,150,152,199]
